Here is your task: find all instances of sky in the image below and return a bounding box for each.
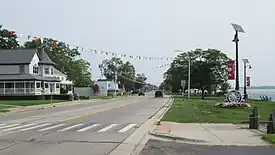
[1,0,275,86]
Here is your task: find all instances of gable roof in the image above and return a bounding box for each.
[0,48,56,66]
[37,48,56,66]
[0,49,37,65]
[54,68,66,76]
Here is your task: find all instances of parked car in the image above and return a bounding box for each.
[155,90,163,98]
[138,92,145,96]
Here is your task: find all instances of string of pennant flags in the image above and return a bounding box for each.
[152,63,170,70]
[0,25,174,61]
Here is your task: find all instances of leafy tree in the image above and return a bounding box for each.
[162,48,229,99]
[0,26,20,49]
[220,82,231,94]
[99,58,123,80]
[134,73,147,90]
[24,38,92,87]
[99,58,136,91]
[118,61,135,90]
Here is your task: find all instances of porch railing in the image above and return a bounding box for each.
[0,88,35,95]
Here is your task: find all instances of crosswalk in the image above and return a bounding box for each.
[0,123,137,133]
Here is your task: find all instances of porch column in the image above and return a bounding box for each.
[13,81,15,94]
[34,81,36,95]
[3,81,5,95]
[24,81,26,94]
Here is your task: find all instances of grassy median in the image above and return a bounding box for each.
[162,96,275,123]
[262,134,275,144]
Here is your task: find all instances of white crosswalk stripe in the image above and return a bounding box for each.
[0,124,20,129]
[118,124,136,133]
[38,124,66,131]
[20,123,51,131]
[97,124,118,132]
[77,124,100,132]
[58,124,84,132]
[0,123,137,133]
[2,124,35,132]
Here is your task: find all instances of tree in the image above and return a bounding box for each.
[162,48,229,99]
[220,82,231,95]
[134,73,147,90]
[24,38,92,87]
[0,25,20,49]
[118,61,135,90]
[99,58,136,91]
[99,58,123,80]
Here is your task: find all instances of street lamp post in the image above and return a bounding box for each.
[242,59,251,100]
[231,23,245,91]
[175,50,191,99]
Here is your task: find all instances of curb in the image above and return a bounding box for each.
[109,95,173,155]
[155,96,174,125]
[149,130,208,143]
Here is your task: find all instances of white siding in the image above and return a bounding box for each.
[0,65,19,74]
[95,81,108,96]
[40,64,54,77]
[29,53,39,74]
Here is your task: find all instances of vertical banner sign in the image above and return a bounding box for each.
[246,77,251,87]
[227,60,235,80]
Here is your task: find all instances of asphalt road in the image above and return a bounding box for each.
[0,94,169,155]
[140,139,275,155]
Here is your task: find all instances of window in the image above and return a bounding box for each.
[45,68,49,74]
[36,82,41,88]
[45,83,49,88]
[51,68,54,75]
[19,65,25,74]
[33,66,39,74]
[56,83,60,88]
[108,83,111,87]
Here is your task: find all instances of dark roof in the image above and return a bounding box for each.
[37,48,56,66]
[0,74,61,82]
[0,49,37,64]
[0,48,56,66]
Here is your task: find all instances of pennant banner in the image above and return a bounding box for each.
[246,77,250,87]
[227,60,235,80]
[0,25,174,61]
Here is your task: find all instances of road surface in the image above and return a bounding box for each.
[0,94,169,155]
[140,139,275,155]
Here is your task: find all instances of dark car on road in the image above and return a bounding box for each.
[155,90,163,98]
[138,92,145,96]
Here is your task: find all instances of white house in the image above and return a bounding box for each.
[0,48,73,96]
[94,79,118,96]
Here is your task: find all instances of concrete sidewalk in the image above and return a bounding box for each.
[150,122,270,146]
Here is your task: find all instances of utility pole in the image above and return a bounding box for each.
[188,54,191,99]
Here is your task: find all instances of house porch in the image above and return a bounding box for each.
[0,81,61,96]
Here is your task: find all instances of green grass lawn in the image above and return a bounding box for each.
[0,100,67,107]
[162,97,275,123]
[262,134,275,144]
[0,105,14,113]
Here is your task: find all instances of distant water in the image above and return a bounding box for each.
[245,89,275,101]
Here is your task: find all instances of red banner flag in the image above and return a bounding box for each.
[227,60,235,80]
[246,77,250,87]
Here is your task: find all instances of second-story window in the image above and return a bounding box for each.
[19,65,25,74]
[51,68,54,75]
[33,66,39,74]
[45,68,49,74]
